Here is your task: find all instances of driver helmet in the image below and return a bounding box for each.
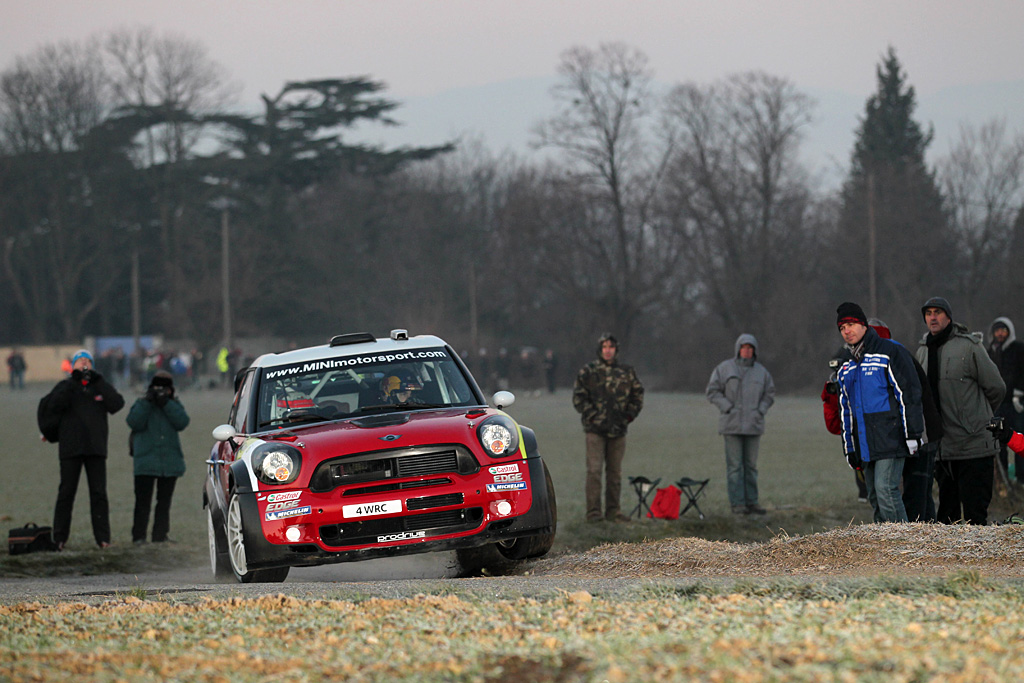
[380,369,422,399]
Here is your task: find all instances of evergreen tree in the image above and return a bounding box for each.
[834,47,952,339]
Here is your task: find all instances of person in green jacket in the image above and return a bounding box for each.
[126,371,190,543]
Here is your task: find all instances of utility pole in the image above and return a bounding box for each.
[221,204,232,348]
[131,247,141,350]
[867,172,877,317]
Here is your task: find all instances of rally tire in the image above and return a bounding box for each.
[207,504,233,581]
[226,489,290,584]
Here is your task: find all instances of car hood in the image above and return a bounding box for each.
[262,407,504,457]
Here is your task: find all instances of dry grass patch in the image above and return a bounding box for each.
[532,523,1024,578]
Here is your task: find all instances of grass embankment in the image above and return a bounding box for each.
[4,575,1023,682]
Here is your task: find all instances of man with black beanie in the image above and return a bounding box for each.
[834,302,923,523]
[915,297,1005,525]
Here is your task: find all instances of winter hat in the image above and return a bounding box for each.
[836,302,868,328]
[992,320,1010,334]
[150,370,174,388]
[921,297,953,321]
[70,349,93,365]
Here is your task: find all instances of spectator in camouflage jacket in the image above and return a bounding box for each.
[572,333,645,523]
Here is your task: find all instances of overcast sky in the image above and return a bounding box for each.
[4,1,1024,182]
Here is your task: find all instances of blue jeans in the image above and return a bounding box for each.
[864,457,907,523]
[723,434,760,507]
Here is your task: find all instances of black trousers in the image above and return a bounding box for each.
[935,456,994,525]
[54,455,110,546]
[133,476,178,542]
[902,443,937,522]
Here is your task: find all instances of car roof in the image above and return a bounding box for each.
[252,333,450,370]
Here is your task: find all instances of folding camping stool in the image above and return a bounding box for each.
[675,477,710,520]
[628,476,661,519]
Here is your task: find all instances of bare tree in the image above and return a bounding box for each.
[531,43,682,342]
[661,72,816,341]
[102,27,238,338]
[0,40,131,342]
[939,119,1024,319]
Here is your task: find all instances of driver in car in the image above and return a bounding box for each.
[381,370,424,405]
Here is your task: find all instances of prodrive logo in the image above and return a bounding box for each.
[377,530,426,543]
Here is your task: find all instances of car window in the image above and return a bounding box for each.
[256,347,478,428]
[232,368,258,432]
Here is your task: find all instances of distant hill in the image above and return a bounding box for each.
[361,76,1024,191]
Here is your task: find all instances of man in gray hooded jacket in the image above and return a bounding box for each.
[916,297,1004,525]
[706,334,776,514]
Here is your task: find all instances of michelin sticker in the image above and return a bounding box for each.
[265,505,311,521]
[487,482,528,492]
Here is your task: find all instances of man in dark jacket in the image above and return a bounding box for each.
[127,371,190,544]
[572,333,644,522]
[835,303,924,523]
[916,297,1004,525]
[987,316,1024,484]
[44,349,125,549]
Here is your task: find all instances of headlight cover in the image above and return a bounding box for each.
[477,415,520,458]
[252,443,302,485]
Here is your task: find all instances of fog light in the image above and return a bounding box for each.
[285,526,302,542]
[495,500,512,517]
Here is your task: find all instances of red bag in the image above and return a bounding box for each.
[647,485,682,520]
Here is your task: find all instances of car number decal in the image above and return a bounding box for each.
[343,499,403,518]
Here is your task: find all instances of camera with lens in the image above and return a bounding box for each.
[986,415,1005,434]
[825,357,841,395]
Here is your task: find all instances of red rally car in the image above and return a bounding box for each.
[204,330,557,582]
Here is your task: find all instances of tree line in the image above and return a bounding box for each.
[3,32,1024,391]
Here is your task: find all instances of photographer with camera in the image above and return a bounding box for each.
[41,349,125,549]
[821,352,869,503]
[126,370,190,544]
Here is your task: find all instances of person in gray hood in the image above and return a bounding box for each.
[706,333,776,514]
[987,316,1024,483]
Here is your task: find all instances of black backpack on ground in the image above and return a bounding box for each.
[8,523,59,554]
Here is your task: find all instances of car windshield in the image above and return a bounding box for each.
[256,346,478,428]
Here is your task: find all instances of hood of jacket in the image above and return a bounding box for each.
[990,316,1017,350]
[734,333,759,359]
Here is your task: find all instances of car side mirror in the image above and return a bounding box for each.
[212,424,237,442]
[491,391,515,410]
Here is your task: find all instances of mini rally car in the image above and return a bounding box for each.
[204,330,557,582]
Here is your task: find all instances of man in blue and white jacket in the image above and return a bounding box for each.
[835,302,924,523]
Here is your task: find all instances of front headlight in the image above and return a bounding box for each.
[252,444,302,485]
[477,416,520,458]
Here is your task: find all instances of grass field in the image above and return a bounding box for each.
[3,385,1024,681]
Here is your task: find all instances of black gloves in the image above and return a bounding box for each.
[986,416,1013,445]
[846,452,862,471]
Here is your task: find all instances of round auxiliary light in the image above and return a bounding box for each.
[495,500,512,516]
[480,423,512,456]
[285,527,302,542]
[261,451,294,482]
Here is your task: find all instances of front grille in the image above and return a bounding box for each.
[309,445,478,493]
[407,493,463,511]
[343,478,452,497]
[397,450,458,477]
[319,507,483,547]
